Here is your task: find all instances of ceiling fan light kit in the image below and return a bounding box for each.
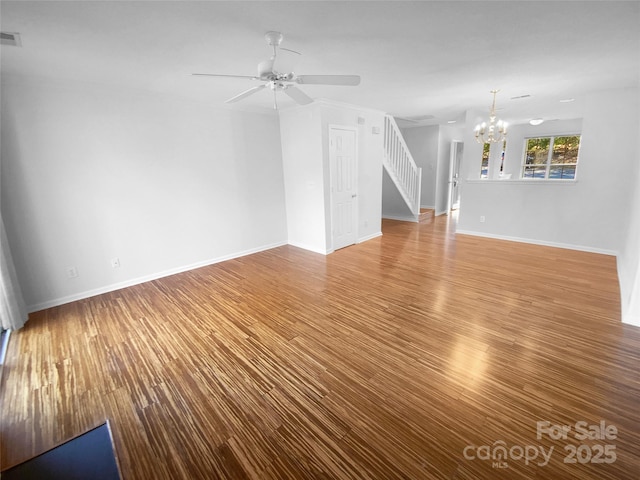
[193,31,361,109]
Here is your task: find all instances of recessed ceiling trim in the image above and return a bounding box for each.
[397,114,435,122]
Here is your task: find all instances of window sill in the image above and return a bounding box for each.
[466,178,578,185]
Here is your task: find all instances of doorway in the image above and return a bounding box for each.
[329,126,358,250]
[447,141,463,214]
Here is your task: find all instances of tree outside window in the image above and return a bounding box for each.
[480,143,490,178]
[523,135,580,179]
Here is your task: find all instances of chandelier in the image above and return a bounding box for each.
[474,90,507,144]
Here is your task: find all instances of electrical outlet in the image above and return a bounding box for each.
[66,266,78,279]
[480,216,486,223]
[111,257,121,268]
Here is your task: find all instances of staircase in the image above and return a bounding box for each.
[383,115,422,221]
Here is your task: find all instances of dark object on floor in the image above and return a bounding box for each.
[1,422,121,480]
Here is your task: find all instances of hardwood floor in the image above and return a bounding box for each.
[2,216,639,479]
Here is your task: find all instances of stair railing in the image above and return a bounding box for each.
[383,115,422,217]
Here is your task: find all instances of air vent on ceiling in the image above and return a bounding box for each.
[0,32,22,47]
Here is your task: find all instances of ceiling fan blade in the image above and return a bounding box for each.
[192,73,259,80]
[284,86,313,105]
[225,85,266,103]
[295,75,361,86]
[279,47,302,55]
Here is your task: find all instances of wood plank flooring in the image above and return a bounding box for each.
[2,216,640,479]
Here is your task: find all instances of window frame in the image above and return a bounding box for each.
[521,134,581,180]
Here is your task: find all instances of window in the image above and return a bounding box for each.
[522,135,580,179]
[480,143,490,178]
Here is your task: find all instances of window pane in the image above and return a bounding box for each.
[522,135,580,180]
[523,166,546,178]
[561,166,576,179]
[549,166,562,179]
[480,143,490,178]
[551,136,580,164]
[550,165,576,179]
[525,137,550,165]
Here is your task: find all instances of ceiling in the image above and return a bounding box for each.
[2,1,639,127]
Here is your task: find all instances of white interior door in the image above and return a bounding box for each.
[330,126,357,251]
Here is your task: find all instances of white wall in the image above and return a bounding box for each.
[457,87,639,255]
[396,123,464,216]
[619,164,640,326]
[317,102,384,246]
[617,89,640,326]
[381,169,414,221]
[500,119,583,178]
[400,126,439,208]
[1,75,288,311]
[280,100,384,253]
[279,105,327,254]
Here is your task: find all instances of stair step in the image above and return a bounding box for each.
[418,208,434,222]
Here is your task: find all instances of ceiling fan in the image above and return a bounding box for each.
[193,31,361,109]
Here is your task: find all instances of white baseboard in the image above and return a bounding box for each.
[382,214,418,223]
[291,232,382,254]
[357,231,382,243]
[27,241,288,313]
[455,229,618,256]
[621,281,640,327]
[287,241,330,255]
[622,314,640,327]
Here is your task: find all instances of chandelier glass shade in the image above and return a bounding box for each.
[475,90,507,144]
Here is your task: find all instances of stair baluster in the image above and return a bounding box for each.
[382,115,422,219]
